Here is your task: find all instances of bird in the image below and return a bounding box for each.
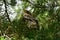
[23,10,39,30]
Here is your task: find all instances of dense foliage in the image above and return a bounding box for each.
[0,0,60,40]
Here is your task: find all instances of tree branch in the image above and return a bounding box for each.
[3,0,11,22]
[22,0,60,8]
[26,1,46,8]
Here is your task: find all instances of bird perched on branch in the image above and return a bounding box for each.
[23,10,39,30]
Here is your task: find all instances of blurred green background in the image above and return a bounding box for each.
[0,0,60,40]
